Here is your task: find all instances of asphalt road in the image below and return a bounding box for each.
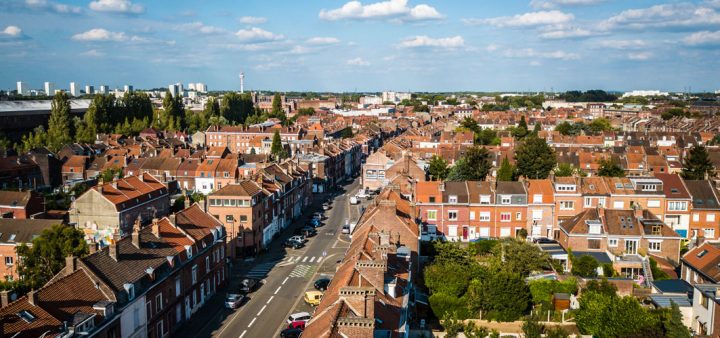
[180,178,364,338]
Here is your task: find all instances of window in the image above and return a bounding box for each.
[4,257,13,266]
[584,197,592,208]
[516,212,522,220]
[156,293,163,312]
[647,200,661,208]
[479,212,491,222]
[702,294,709,308]
[532,210,543,220]
[205,257,210,273]
[613,201,624,209]
[708,214,716,222]
[469,211,475,220]
[704,228,716,239]
[192,265,198,284]
[449,195,458,203]
[429,196,436,203]
[480,195,491,204]
[133,308,140,330]
[156,320,164,337]
[693,213,700,222]
[588,239,601,249]
[240,215,248,222]
[668,201,688,211]
[427,210,437,221]
[500,212,511,222]
[648,241,661,252]
[175,278,181,297]
[559,201,575,210]
[448,211,458,220]
[608,238,618,247]
[500,228,511,237]
[533,194,543,204]
[556,184,576,191]
[500,196,511,205]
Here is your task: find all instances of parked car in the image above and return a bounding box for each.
[304,291,323,306]
[225,293,247,309]
[349,196,359,205]
[342,223,351,234]
[298,226,317,237]
[289,235,307,243]
[280,328,303,338]
[313,212,323,220]
[314,278,331,291]
[309,218,322,227]
[287,320,307,330]
[287,312,312,324]
[322,203,330,210]
[240,278,260,293]
[356,190,367,199]
[282,238,304,249]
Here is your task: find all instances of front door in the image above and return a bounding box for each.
[462,226,468,241]
[625,239,638,255]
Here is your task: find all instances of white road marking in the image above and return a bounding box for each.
[274,286,281,294]
[309,256,316,263]
[282,277,289,285]
[257,305,267,316]
[316,256,322,263]
[302,256,309,262]
[267,296,274,304]
[248,317,257,327]
[239,330,247,338]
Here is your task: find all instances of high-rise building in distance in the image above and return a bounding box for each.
[69,82,78,96]
[16,81,26,95]
[44,82,55,96]
[85,85,94,95]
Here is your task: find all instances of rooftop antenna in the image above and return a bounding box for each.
[239,72,245,94]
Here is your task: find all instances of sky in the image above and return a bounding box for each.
[1,0,720,92]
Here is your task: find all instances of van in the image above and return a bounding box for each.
[349,196,359,205]
[304,291,323,306]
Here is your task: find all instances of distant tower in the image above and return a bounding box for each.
[239,72,245,94]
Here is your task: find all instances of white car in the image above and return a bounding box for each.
[356,190,367,199]
[287,312,312,324]
[289,235,306,243]
[225,294,246,309]
[349,196,359,205]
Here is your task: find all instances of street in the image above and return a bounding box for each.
[176,177,366,338]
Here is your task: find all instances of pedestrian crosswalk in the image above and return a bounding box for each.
[289,264,315,278]
[244,262,278,279]
[277,255,323,267]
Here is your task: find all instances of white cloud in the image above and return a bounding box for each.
[306,37,340,45]
[239,16,267,24]
[347,57,370,66]
[319,0,443,21]
[486,44,499,52]
[25,0,82,14]
[600,3,720,30]
[683,30,720,45]
[1,26,22,37]
[175,22,227,34]
[539,27,594,39]
[72,28,127,41]
[464,10,574,27]
[501,48,580,60]
[530,0,606,10]
[399,35,464,48]
[235,27,284,42]
[627,52,652,60]
[89,0,144,14]
[596,39,646,49]
[80,49,105,57]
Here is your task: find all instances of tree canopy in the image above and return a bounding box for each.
[16,224,88,289]
[47,92,73,151]
[681,144,714,180]
[514,135,557,179]
[598,157,625,177]
[447,146,492,181]
[496,157,516,181]
[428,155,449,180]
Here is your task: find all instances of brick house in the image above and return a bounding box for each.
[526,179,556,239]
[0,190,44,219]
[0,219,57,280]
[685,180,720,240]
[681,242,720,285]
[208,181,266,258]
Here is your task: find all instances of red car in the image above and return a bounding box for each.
[287,320,307,330]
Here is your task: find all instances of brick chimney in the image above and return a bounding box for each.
[0,290,10,308]
[27,290,36,306]
[152,218,160,238]
[65,255,76,275]
[337,317,375,338]
[131,220,141,249]
[109,235,120,261]
[339,287,375,318]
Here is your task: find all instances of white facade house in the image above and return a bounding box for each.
[120,294,148,338]
[692,284,720,336]
[622,90,669,97]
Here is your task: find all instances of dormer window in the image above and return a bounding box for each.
[500,196,511,205]
[124,283,135,300]
[556,184,576,192]
[448,195,458,203]
[185,245,193,258]
[480,195,491,204]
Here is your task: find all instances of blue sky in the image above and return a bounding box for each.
[1,0,719,92]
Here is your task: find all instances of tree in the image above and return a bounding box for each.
[476,128,500,146]
[16,224,88,289]
[662,301,691,338]
[555,121,575,136]
[428,155,449,180]
[649,257,670,280]
[496,157,516,181]
[533,122,542,134]
[586,118,612,134]
[515,135,556,179]
[100,167,123,182]
[340,127,353,139]
[271,93,283,116]
[576,291,659,337]
[270,130,288,160]
[159,91,184,131]
[554,163,575,177]
[447,146,492,181]
[598,157,625,177]
[512,116,529,138]
[544,327,570,338]
[47,91,73,151]
[583,277,618,297]
[220,92,253,124]
[467,271,530,321]
[20,126,48,152]
[494,240,550,277]
[522,316,543,338]
[572,254,599,277]
[681,144,715,180]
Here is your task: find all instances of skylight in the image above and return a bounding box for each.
[17,310,36,323]
[698,249,709,258]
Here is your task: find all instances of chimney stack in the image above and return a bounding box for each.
[109,235,120,261]
[132,220,141,249]
[89,241,98,254]
[27,290,36,306]
[0,290,10,308]
[65,255,76,275]
[152,218,160,238]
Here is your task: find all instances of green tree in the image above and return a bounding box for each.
[576,291,658,337]
[467,271,530,321]
[681,144,715,180]
[460,117,481,134]
[522,316,543,338]
[649,257,670,280]
[512,116,529,138]
[544,327,570,338]
[447,146,492,181]
[586,118,612,134]
[428,155,449,180]
[496,157,516,181]
[159,91,184,131]
[661,301,691,338]
[204,96,221,118]
[47,91,73,151]
[15,224,89,289]
[555,121,575,136]
[220,92,253,124]
[554,163,575,177]
[100,168,123,182]
[515,135,557,179]
[572,254,599,277]
[598,157,625,177]
[340,127,353,138]
[476,129,500,146]
[528,278,578,310]
[583,277,617,297]
[271,93,283,116]
[20,126,48,152]
[494,240,549,277]
[270,130,288,160]
[533,122,542,134]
